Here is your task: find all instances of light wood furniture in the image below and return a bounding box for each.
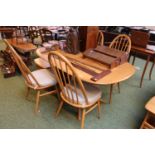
[109,34,131,53]
[48,51,102,128]
[97,31,104,46]
[7,38,36,54]
[4,39,57,113]
[36,48,136,104]
[34,58,50,69]
[109,34,131,98]
[140,96,155,129]
[7,38,37,65]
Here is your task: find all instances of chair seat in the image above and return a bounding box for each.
[34,58,50,68]
[28,69,57,87]
[145,96,155,115]
[62,82,102,105]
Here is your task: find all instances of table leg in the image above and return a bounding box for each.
[109,84,113,104]
[132,54,136,65]
[140,55,151,88]
[78,109,81,120]
[117,83,120,93]
[149,57,155,80]
[128,54,131,62]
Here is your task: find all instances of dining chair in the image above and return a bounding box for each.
[28,26,42,46]
[97,30,104,46]
[109,34,131,53]
[109,34,131,102]
[4,39,57,113]
[140,96,155,129]
[39,28,53,43]
[48,51,102,128]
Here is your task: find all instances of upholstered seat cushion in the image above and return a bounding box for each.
[28,69,57,87]
[34,58,50,69]
[62,82,102,105]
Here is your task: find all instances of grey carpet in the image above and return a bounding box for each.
[0,40,155,128]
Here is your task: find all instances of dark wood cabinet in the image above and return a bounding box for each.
[79,26,99,51]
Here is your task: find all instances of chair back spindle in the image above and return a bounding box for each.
[48,51,89,105]
[4,39,40,87]
[97,31,104,46]
[109,34,131,53]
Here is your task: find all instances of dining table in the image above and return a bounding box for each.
[7,38,37,65]
[36,47,136,104]
[7,38,37,53]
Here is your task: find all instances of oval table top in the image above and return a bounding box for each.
[36,48,136,85]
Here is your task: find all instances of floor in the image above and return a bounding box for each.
[0,40,155,128]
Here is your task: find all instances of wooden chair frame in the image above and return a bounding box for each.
[48,51,101,128]
[4,39,57,113]
[140,97,155,129]
[39,28,53,43]
[97,30,104,46]
[140,112,155,129]
[109,34,131,102]
[109,34,131,53]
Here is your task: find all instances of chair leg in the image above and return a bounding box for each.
[81,109,86,129]
[35,90,40,113]
[109,84,113,104]
[140,112,149,129]
[55,85,61,101]
[140,55,151,88]
[25,87,30,99]
[78,109,81,120]
[117,83,120,93]
[56,100,64,117]
[132,54,136,65]
[149,58,155,80]
[128,54,131,62]
[97,100,101,119]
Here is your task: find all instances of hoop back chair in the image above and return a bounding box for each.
[48,51,102,128]
[109,34,131,53]
[97,30,104,46]
[4,39,57,113]
[108,34,131,101]
[28,26,42,46]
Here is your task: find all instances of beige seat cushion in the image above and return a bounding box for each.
[62,82,102,105]
[145,96,155,115]
[28,69,57,87]
[34,58,50,69]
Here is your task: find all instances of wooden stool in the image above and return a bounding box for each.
[140,96,155,129]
